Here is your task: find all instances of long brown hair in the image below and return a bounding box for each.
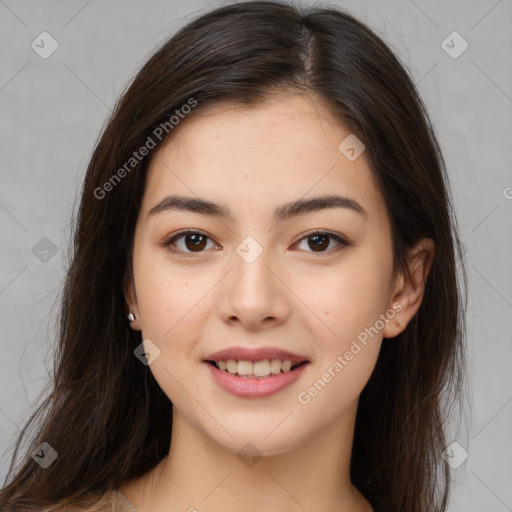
[0,2,467,511]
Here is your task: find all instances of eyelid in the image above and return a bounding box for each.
[293,229,350,247]
[161,228,351,255]
[161,229,218,257]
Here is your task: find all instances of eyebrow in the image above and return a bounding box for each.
[147,194,368,222]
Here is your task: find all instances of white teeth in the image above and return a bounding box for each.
[270,359,282,374]
[214,359,300,377]
[253,360,271,377]
[226,359,237,374]
[281,360,292,372]
[237,360,253,376]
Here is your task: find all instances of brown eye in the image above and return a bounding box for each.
[295,231,349,254]
[163,229,349,257]
[183,233,207,252]
[307,234,330,252]
[163,230,218,254]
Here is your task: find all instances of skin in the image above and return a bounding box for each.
[121,92,434,512]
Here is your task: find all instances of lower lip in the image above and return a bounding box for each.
[204,362,309,398]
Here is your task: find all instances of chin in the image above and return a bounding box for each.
[206,423,303,459]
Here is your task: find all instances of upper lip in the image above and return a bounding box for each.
[205,346,310,363]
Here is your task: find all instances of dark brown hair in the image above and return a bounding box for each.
[0,2,466,511]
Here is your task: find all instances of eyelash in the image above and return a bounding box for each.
[161,229,350,257]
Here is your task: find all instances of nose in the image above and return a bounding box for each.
[216,250,292,330]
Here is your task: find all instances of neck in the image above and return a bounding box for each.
[121,401,372,512]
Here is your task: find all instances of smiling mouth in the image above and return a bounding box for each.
[206,359,309,379]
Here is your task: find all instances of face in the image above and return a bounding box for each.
[126,92,405,456]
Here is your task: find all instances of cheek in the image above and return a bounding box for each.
[288,253,391,378]
[293,264,388,414]
[133,241,215,335]
[292,253,392,331]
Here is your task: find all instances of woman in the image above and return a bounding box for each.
[0,2,466,511]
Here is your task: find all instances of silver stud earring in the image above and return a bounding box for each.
[127,312,135,322]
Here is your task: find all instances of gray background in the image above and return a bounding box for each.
[1,0,511,510]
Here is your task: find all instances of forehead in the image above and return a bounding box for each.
[140,93,389,230]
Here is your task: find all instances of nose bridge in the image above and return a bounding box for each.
[231,238,276,304]
[217,235,291,327]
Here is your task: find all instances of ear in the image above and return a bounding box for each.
[383,238,435,339]
[123,271,142,332]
